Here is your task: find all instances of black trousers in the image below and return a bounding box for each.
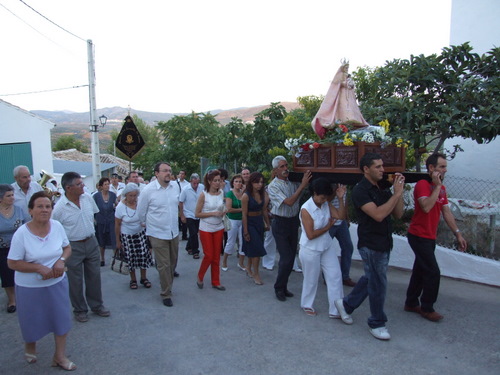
[405,232,441,312]
[179,217,188,239]
[273,215,300,293]
[185,218,200,254]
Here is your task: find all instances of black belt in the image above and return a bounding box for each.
[273,215,297,220]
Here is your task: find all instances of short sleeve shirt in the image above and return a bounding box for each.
[352,177,393,252]
[52,193,99,241]
[408,180,448,240]
[8,220,69,287]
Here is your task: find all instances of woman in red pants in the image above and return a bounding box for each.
[195,170,226,291]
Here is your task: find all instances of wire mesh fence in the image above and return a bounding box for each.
[349,175,500,261]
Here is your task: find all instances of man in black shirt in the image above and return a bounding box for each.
[335,153,405,340]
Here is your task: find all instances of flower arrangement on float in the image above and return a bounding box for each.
[284,119,408,157]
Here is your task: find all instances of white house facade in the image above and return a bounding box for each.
[445,0,500,198]
[0,99,55,184]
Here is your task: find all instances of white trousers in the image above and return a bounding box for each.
[299,243,343,315]
[223,219,243,255]
[262,229,277,269]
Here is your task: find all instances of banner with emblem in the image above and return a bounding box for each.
[115,115,146,159]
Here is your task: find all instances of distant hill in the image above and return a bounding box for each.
[34,102,300,152]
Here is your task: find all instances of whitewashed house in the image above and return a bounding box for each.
[0,99,55,184]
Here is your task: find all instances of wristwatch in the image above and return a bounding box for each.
[59,257,66,262]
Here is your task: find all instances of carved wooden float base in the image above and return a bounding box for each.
[293,142,405,173]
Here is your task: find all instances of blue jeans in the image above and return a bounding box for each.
[329,221,354,280]
[343,247,390,328]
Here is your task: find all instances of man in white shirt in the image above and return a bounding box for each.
[179,173,204,259]
[137,162,180,307]
[177,170,190,240]
[52,171,110,322]
[11,165,43,215]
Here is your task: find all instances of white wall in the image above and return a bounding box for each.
[445,0,500,193]
[336,224,500,287]
[0,101,54,177]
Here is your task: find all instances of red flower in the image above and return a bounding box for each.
[300,143,310,151]
[339,124,348,133]
[313,142,320,149]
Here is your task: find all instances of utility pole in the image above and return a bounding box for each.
[88,39,100,190]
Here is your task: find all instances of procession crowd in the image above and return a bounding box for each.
[0,152,466,371]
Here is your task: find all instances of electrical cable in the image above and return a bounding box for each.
[18,0,86,42]
[0,85,89,97]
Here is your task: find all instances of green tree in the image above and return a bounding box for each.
[53,135,89,153]
[156,112,222,175]
[352,43,500,170]
[246,102,288,172]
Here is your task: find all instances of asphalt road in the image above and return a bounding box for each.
[1,240,499,375]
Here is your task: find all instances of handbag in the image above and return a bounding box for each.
[223,215,232,232]
[110,248,129,275]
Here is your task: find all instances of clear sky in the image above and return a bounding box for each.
[0,0,452,114]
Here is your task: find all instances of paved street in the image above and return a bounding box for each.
[1,240,499,375]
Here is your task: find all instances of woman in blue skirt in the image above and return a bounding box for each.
[8,191,75,371]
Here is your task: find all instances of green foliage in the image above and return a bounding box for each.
[281,96,322,140]
[53,135,89,153]
[156,112,221,176]
[352,43,500,171]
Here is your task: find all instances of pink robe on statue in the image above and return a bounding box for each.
[312,63,369,138]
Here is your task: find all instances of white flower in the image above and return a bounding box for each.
[362,133,375,143]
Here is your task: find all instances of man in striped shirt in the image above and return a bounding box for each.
[268,156,311,301]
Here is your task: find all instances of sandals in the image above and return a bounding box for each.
[52,358,77,371]
[129,280,138,289]
[140,279,152,288]
[25,353,37,364]
[193,253,200,259]
[302,307,317,316]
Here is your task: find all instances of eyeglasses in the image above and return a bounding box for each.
[71,182,84,187]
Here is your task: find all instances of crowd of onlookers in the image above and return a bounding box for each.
[0,151,467,369]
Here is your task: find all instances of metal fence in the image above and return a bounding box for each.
[389,175,499,261]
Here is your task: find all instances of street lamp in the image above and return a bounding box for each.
[99,114,107,127]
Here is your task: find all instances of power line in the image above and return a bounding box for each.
[18,0,86,42]
[0,85,89,97]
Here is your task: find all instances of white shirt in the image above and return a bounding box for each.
[52,193,99,241]
[299,197,332,252]
[137,180,179,240]
[179,183,204,219]
[177,179,189,192]
[11,181,43,215]
[115,202,142,235]
[8,220,69,287]
[199,190,225,233]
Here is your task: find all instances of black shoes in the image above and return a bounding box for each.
[284,290,294,298]
[174,272,180,277]
[275,291,286,301]
[163,298,173,307]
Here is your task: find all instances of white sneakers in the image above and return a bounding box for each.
[369,326,391,340]
[334,299,353,325]
[333,299,391,340]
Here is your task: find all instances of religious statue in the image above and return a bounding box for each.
[311,61,369,139]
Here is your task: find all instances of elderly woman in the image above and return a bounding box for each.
[8,191,75,370]
[221,174,244,271]
[299,178,346,317]
[93,177,117,266]
[195,170,226,291]
[115,184,154,289]
[0,184,31,313]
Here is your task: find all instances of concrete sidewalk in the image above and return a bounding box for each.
[1,240,499,375]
